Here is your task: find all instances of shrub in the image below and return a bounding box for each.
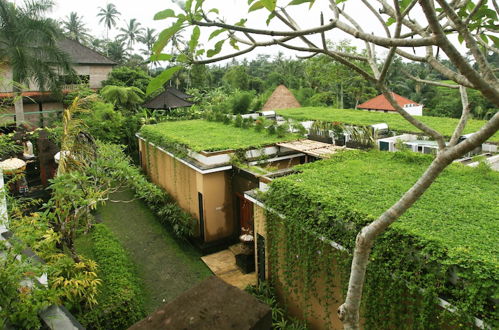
[234,114,243,127]
[230,90,255,114]
[96,143,196,239]
[276,123,289,138]
[81,102,124,143]
[254,119,265,132]
[245,283,307,329]
[78,224,145,329]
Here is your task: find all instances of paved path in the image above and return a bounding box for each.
[201,249,256,289]
[99,189,212,313]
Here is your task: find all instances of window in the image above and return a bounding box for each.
[58,75,90,85]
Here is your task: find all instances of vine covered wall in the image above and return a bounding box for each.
[263,150,498,329]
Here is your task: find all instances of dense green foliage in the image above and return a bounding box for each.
[265,151,498,328]
[101,67,152,93]
[99,143,195,238]
[245,283,307,329]
[78,224,145,329]
[276,107,499,142]
[139,119,299,152]
[80,102,124,143]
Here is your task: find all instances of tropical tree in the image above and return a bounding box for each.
[0,0,73,126]
[151,1,499,329]
[61,12,90,43]
[100,85,144,111]
[97,3,120,40]
[118,18,144,48]
[138,27,157,58]
[106,40,129,64]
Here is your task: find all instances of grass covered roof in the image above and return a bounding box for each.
[139,120,299,152]
[275,107,499,142]
[267,150,498,275]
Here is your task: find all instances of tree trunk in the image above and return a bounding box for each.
[338,110,499,328]
[338,154,452,328]
[13,83,24,126]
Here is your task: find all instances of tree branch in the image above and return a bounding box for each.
[339,109,499,329]
[449,86,471,146]
[435,0,496,83]
[420,0,499,106]
[401,69,460,89]
[380,85,447,150]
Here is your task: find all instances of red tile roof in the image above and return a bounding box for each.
[357,92,420,111]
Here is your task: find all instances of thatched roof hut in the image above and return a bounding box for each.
[262,85,301,111]
[143,90,193,110]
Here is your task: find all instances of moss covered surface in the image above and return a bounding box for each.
[139,119,299,152]
[276,107,499,142]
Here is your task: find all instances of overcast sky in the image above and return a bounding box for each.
[17,0,463,64]
[41,0,402,61]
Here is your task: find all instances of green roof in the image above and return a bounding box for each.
[276,107,499,142]
[267,150,499,276]
[139,120,299,152]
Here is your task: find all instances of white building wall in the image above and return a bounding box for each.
[405,105,423,116]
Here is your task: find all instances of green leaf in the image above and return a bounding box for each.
[209,28,226,40]
[207,39,225,58]
[399,0,411,11]
[288,0,314,6]
[195,49,206,56]
[185,0,193,12]
[176,54,189,63]
[235,19,248,27]
[457,34,464,44]
[229,38,240,50]
[195,0,203,10]
[386,17,396,26]
[189,26,201,53]
[153,18,186,54]
[266,12,276,25]
[154,9,176,20]
[488,34,499,48]
[146,66,182,96]
[261,0,277,11]
[208,8,219,14]
[249,1,265,12]
[149,53,173,62]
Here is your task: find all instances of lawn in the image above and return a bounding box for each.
[139,119,300,152]
[79,189,212,313]
[276,107,499,142]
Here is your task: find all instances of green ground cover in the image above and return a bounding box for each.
[139,119,299,152]
[275,107,499,142]
[97,189,212,313]
[265,150,499,326]
[269,150,498,270]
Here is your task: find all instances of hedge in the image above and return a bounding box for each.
[78,224,145,329]
[264,150,498,328]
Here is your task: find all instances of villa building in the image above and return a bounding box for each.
[0,38,115,126]
[357,92,423,116]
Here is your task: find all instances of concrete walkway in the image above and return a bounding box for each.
[98,189,212,313]
[201,249,257,289]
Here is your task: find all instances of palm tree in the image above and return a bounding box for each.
[62,12,90,43]
[117,18,144,49]
[97,3,120,40]
[106,40,128,64]
[0,0,73,125]
[138,27,156,58]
